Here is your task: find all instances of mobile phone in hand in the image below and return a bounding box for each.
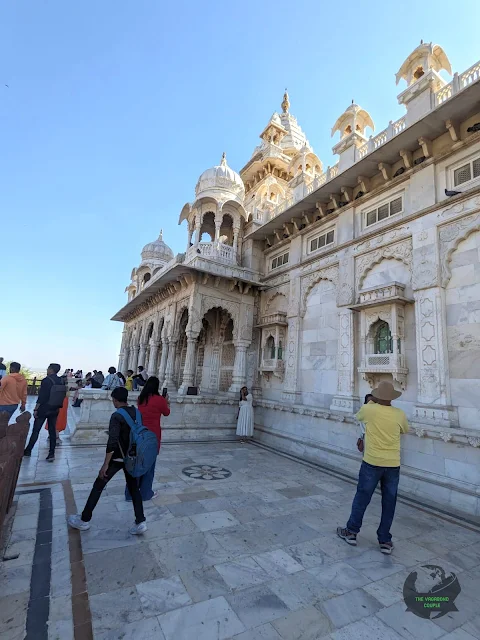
[162,387,168,397]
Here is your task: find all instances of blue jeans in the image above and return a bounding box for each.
[125,460,156,501]
[0,404,17,418]
[346,461,400,543]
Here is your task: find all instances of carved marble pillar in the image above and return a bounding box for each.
[194,217,201,246]
[178,332,199,395]
[282,273,302,403]
[330,308,358,413]
[412,228,457,427]
[119,348,128,373]
[157,340,169,383]
[209,343,221,391]
[413,287,457,426]
[282,316,301,403]
[233,226,240,263]
[138,343,147,369]
[130,345,140,372]
[118,329,127,372]
[229,340,250,393]
[163,339,178,390]
[330,257,358,412]
[214,212,222,242]
[147,339,160,376]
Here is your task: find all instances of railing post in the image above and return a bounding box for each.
[452,72,460,92]
[387,120,394,140]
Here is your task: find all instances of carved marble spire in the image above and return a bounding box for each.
[281,89,290,114]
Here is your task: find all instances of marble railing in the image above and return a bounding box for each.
[257,312,288,326]
[186,241,235,265]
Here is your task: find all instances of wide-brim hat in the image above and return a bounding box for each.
[372,381,402,401]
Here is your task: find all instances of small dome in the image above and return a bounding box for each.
[331,102,375,139]
[140,229,174,265]
[195,153,245,201]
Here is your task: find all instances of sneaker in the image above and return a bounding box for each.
[46,454,55,462]
[336,527,357,546]
[56,438,62,445]
[379,541,394,554]
[67,514,90,531]
[152,491,158,499]
[129,521,147,535]
[23,449,31,457]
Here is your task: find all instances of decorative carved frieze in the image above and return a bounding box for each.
[438,194,480,220]
[354,226,411,254]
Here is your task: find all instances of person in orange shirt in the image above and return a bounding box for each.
[0,362,27,419]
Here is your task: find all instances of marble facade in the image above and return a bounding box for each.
[107,42,480,515]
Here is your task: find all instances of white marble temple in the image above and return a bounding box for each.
[97,42,480,517]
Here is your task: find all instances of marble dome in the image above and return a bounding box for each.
[140,230,174,265]
[195,152,245,202]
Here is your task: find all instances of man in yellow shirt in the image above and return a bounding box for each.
[337,381,409,555]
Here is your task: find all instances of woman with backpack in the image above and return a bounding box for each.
[125,376,170,502]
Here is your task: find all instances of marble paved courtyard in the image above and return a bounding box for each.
[1,433,480,640]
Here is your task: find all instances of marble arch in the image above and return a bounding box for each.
[300,265,339,317]
[355,239,412,293]
[439,212,480,286]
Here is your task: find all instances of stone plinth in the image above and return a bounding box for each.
[70,389,238,444]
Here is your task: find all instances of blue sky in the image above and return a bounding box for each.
[1,1,478,371]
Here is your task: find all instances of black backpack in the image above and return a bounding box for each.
[48,376,67,409]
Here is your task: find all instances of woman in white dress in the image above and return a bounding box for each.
[236,386,254,441]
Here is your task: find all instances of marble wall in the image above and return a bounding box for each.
[446,230,480,429]
[299,279,338,408]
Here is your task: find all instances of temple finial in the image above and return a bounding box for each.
[281,88,290,114]
[159,229,163,240]
[221,151,227,166]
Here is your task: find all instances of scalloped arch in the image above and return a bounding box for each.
[300,267,339,317]
[442,219,480,287]
[195,298,239,339]
[265,291,288,313]
[357,245,412,291]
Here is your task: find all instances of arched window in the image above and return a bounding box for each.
[374,321,393,354]
[413,66,424,80]
[143,272,151,285]
[278,340,283,360]
[265,335,275,360]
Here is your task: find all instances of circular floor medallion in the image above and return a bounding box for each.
[182,464,232,480]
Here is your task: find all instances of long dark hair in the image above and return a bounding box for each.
[138,376,160,405]
[239,386,248,401]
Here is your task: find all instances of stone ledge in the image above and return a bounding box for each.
[255,399,480,448]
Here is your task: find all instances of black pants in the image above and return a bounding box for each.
[25,407,59,456]
[81,460,145,525]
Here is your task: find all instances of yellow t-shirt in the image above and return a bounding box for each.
[125,376,133,391]
[356,403,409,467]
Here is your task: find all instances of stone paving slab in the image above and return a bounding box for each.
[3,428,480,640]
